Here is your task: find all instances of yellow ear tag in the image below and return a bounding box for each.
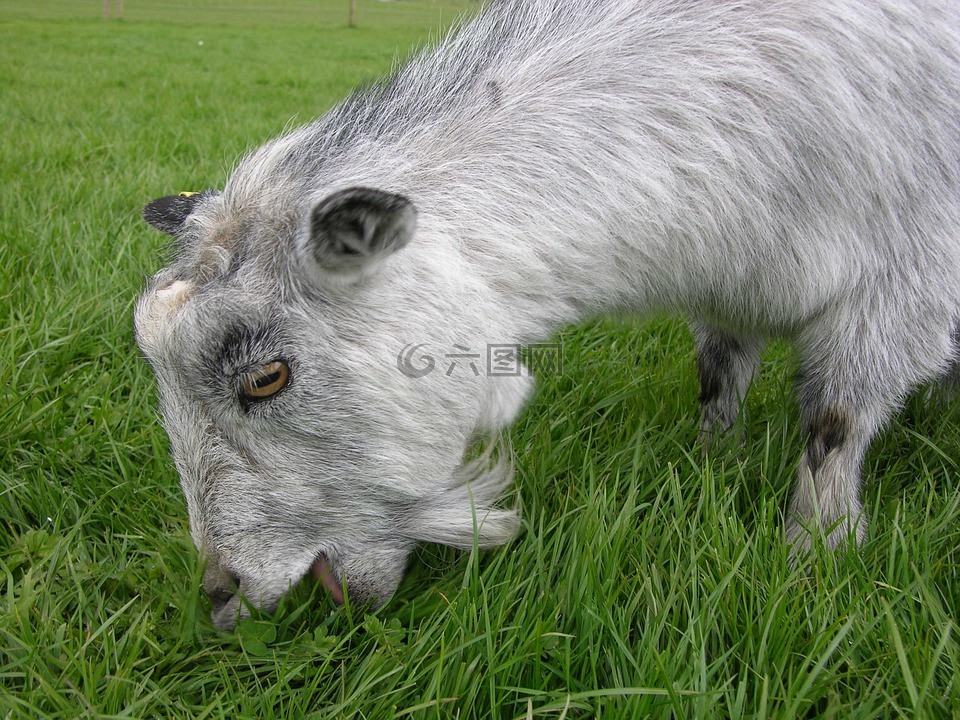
[178,191,198,198]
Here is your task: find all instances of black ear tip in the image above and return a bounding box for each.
[142,192,209,235]
[143,195,180,222]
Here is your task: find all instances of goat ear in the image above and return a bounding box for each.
[142,192,206,235]
[307,187,416,283]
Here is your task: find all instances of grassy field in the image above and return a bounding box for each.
[2,1,960,717]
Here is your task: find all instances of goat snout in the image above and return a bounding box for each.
[202,560,241,616]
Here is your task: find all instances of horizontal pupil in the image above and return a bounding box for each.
[239,361,288,405]
[253,371,281,389]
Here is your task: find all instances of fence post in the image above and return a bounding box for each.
[102,0,124,19]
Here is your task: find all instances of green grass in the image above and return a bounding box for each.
[2,1,960,717]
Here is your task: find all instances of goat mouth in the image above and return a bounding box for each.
[311,555,344,605]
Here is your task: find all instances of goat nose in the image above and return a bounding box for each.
[202,561,240,613]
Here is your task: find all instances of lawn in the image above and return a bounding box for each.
[1,1,959,717]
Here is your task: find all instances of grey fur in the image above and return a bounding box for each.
[135,0,960,630]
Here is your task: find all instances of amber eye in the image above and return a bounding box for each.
[239,360,290,402]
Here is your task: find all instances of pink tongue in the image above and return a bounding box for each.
[311,556,345,605]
